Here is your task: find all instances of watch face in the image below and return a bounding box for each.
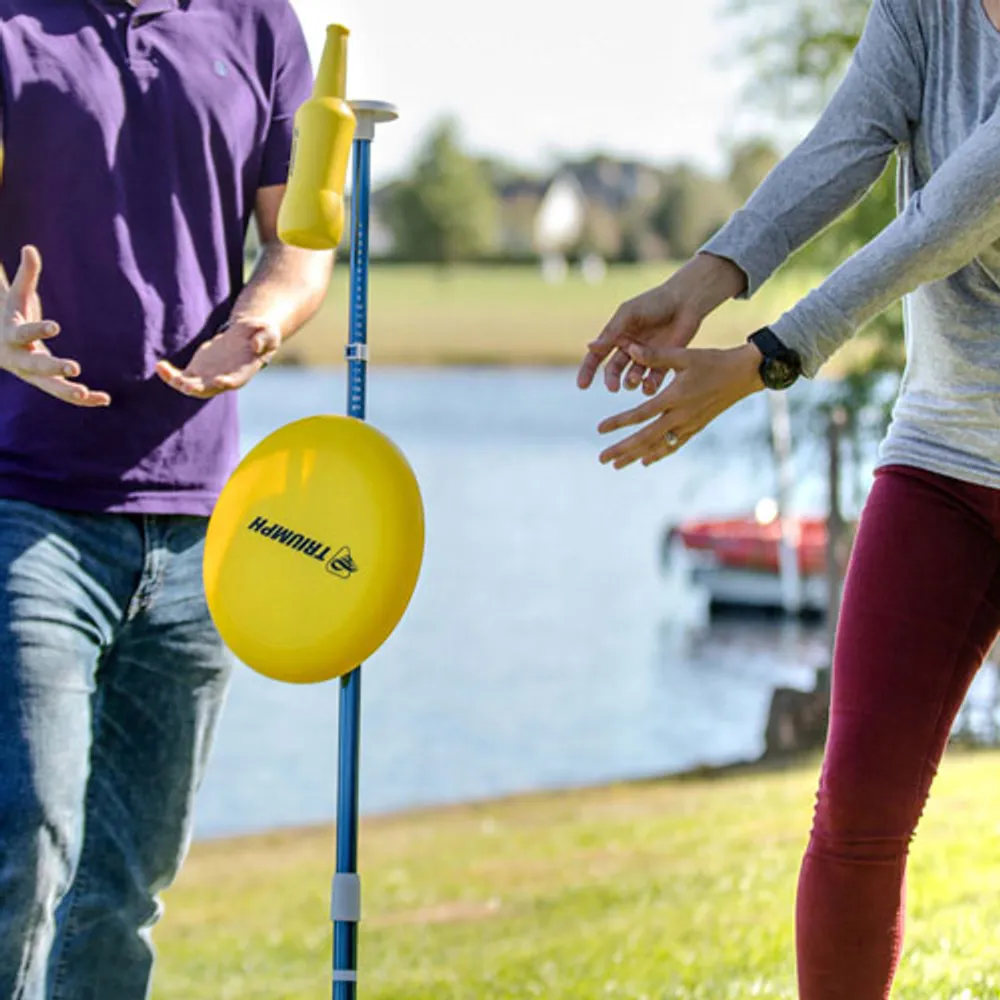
[763,356,799,390]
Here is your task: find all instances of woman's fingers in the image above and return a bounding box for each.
[640,431,689,467]
[603,417,695,469]
[598,394,667,434]
[642,369,668,395]
[576,346,605,390]
[626,363,670,394]
[602,347,634,392]
[579,287,677,390]
[597,345,763,470]
[623,361,648,391]
[578,312,626,389]
[599,413,680,467]
[598,366,687,433]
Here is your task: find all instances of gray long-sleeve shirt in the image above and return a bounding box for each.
[702,0,1000,488]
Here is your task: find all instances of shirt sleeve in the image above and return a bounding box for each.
[772,104,1000,376]
[258,2,314,189]
[699,0,925,298]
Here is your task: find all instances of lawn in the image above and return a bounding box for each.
[280,263,827,369]
[156,749,1000,999]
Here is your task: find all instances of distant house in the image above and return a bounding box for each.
[533,172,587,255]
[369,153,671,264]
[568,157,663,213]
[521,156,666,262]
[494,176,547,255]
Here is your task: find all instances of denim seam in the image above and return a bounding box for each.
[50,688,107,1000]
[49,832,91,1000]
[12,897,53,1000]
[124,516,165,622]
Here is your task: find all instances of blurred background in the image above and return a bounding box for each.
[192,0,1000,843]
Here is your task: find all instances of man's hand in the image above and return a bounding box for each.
[0,246,110,407]
[596,342,764,469]
[156,317,280,399]
[577,253,747,396]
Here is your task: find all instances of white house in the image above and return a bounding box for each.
[532,171,587,256]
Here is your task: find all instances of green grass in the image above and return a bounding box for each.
[282,263,830,369]
[156,749,1000,999]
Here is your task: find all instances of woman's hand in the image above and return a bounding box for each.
[597,342,764,468]
[577,253,747,396]
[156,317,280,399]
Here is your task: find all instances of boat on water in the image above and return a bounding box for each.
[661,499,846,618]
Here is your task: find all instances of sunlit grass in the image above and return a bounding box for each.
[156,749,1000,999]
[282,263,830,370]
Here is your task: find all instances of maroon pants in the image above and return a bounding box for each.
[797,464,1000,998]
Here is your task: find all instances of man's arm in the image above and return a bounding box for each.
[226,184,334,354]
[154,187,332,397]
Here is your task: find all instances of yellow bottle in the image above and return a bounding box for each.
[277,25,356,250]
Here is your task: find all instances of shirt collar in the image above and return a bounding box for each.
[85,0,186,15]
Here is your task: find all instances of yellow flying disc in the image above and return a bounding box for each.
[204,415,424,684]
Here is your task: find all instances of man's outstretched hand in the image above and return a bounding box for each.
[0,246,110,407]
[156,317,280,399]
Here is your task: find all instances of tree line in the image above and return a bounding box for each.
[375,122,783,267]
[369,0,903,434]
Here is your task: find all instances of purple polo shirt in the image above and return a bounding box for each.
[0,0,313,515]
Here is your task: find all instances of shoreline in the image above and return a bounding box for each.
[190,750,814,847]
[190,739,997,848]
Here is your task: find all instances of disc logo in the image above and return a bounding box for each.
[246,516,358,581]
[327,546,358,579]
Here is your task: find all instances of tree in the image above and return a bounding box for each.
[727,138,781,202]
[381,118,499,266]
[650,165,739,259]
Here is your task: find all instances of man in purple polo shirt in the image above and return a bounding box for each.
[0,1,334,997]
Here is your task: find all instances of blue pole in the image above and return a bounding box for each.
[331,134,371,1000]
[345,138,371,423]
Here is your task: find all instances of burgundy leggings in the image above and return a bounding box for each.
[797,464,1000,998]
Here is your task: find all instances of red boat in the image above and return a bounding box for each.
[662,509,846,617]
[670,515,829,576]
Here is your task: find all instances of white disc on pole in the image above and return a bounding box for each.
[349,100,399,139]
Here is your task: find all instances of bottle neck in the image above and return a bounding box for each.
[313,27,348,100]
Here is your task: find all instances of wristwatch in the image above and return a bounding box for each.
[747,326,802,391]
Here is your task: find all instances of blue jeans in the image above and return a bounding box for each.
[0,500,233,1000]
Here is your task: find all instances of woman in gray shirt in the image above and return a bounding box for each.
[579,1,1000,996]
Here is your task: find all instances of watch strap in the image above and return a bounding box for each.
[748,326,789,360]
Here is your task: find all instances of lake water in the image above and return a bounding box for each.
[192,366,857,840]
